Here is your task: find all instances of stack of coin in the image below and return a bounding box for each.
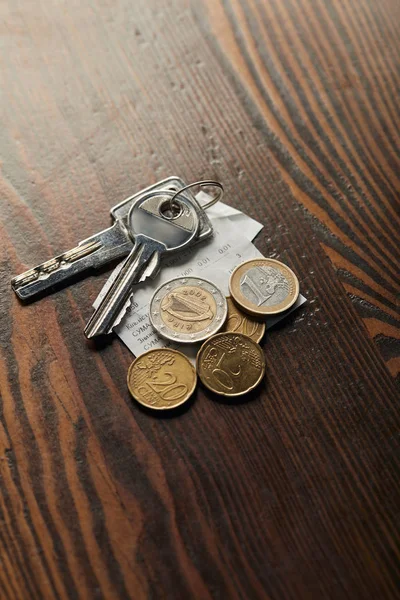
[127,259,299,409]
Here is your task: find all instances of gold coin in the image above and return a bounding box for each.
[229,258,299,317]
[221,296,266,343]
[127,348,197,410]
[196,333,265,397]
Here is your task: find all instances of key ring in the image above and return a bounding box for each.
[167,180,224,214]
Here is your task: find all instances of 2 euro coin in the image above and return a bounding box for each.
[149,277,227,343]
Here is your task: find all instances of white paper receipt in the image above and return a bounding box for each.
[94,194,306,360]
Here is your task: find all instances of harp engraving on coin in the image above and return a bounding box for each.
[162,291,213,322]
[240,266,290,307]
[161,286,216,332]
[149,277,228,343]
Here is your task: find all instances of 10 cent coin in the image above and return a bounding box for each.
[221,296,265,343]
[149,277,227,343]
[127,348,197,410]
[197,332,265,397]
[230,258,299,317]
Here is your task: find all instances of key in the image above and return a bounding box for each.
[11,177,213,301]
[84,188,202,338]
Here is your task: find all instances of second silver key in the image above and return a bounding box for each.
[84,189,202,338]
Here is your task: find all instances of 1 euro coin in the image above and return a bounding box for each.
[229,258,299,317]
[127,348,197,410]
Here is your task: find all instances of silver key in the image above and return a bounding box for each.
[11,177,213,301]
[84,189,202,338]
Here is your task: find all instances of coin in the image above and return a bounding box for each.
[196,332,265,397]
[221,296,266,343]
[127,348,197,410]
[229,258,299,317]
[149,277,228,343]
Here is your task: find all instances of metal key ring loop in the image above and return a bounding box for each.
[168,180,224,213]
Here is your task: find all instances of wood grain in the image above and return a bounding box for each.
[0,0,399,599]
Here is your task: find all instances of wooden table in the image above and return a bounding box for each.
[1,1,399,598]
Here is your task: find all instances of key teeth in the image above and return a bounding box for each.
[112,295,135,330]
[86,264,157,337]
[85,293,134,338]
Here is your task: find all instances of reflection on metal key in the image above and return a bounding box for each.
[11,177,214,301]
[84,189,202,338]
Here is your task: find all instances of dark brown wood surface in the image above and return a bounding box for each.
[0,0,399,598]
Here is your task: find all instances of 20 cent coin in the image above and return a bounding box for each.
[149,277,227,343]
[197,332,265,397]
[127,348,196,410]
[229,258,299,316]
[221,296,265,343]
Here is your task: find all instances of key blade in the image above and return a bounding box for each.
[90,260,135,330]
[110,253,161,327]
[11,223,132,301]
[108,252,162,328]
[84,237,163,338]
[138,251,161,283]
[90,248,160,322]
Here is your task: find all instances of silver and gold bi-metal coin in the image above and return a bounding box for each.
[149,277,227,343]
[127,348,197,410]
[229,258,299,317]
[197,332,265,397]
[221,296,265,343]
